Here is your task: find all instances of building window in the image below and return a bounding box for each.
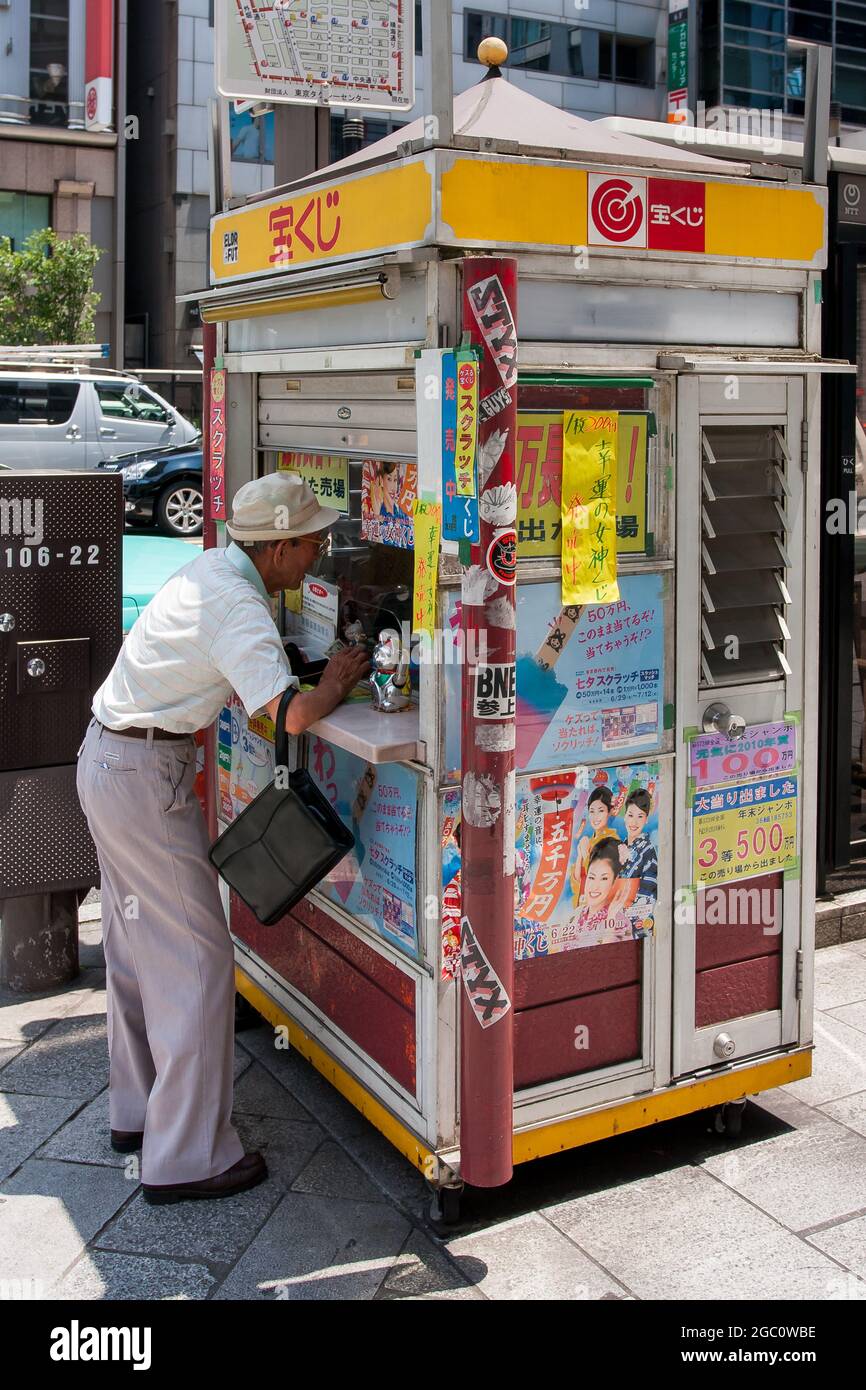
[229,107,275,163]
[464,10,655,87]
[30,0,70,128]
[708,0,866,123]
[0,192,51,252]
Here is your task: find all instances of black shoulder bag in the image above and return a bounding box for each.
[209,686,355,926]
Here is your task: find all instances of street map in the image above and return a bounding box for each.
[218,1,414,109]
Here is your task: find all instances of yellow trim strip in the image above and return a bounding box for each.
[202,283,384,323]
[236,968,812,1174]
[513,1049,812,1165]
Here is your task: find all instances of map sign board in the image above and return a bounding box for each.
[215,1,415,111]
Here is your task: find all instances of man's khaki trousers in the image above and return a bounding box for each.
[77,720,244,1185]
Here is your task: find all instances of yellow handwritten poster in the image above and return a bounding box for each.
[453,354,478,497]
[412,500,442,639]
[515,413,647,557]
[278,452,350,515]
[561,411,620,605]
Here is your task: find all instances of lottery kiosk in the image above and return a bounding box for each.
[195,50,839,1211]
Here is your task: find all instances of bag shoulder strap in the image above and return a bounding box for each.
[275,684,299,770]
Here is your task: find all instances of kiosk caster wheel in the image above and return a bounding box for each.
[428,1184,463,1226]
[713,1099,746,1136]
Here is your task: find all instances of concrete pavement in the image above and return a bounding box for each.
[2,916,866,1301]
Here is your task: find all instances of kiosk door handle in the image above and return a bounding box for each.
[702,702,746,739]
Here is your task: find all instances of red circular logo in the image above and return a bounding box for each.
[457,361,476,390]
[590,178,644,242]
[86,86,97,121]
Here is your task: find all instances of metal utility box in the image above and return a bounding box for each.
[0,471,122,899]
[196,71,849,1210]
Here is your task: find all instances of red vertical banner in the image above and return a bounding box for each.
[85,0,115,132]
[209,368,227,523]
[460,257,518,1189]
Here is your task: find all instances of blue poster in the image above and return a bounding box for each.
[444,572,666,777]
[308,736,419,956]
[441,351,479,545]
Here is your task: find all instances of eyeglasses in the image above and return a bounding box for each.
[303,533,332,559]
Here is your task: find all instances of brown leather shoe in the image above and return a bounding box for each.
[111,1129,144,1153]
[142,1151,268,1205]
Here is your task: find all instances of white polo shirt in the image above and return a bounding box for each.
[92,543,297,733]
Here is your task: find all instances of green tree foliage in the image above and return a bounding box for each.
[0,229,102,345]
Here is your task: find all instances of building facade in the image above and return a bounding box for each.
[0,0,120,353]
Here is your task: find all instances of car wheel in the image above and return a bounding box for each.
[157,482,203,537]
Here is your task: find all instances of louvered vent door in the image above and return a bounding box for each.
[674,374,808,1079]
[700,424,793,687]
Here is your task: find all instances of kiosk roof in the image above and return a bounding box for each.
[322,74,748,181]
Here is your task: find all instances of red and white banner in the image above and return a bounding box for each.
[85,0,115,132]
[589,174,707,254]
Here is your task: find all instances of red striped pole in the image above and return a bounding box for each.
[202,319,218,841]
[459,257,518,1188]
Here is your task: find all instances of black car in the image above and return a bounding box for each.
[99,440,204,537]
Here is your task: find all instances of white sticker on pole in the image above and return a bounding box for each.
[460,917,512,1029]
[465,276,518,389]
[473,663,516,720]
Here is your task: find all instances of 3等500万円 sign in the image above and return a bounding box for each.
[691,777,797,889]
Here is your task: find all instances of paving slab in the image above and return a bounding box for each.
[233,1044,252,1082]
[813,946,866,1011]
[0,985,90,1046]
[785,1012,866,1107]
[37,1088,125,1169]
[446,1210,634,1301]
[0,1158,134,1288]
[339,1125,431,1217]
[65,982,107,1019]
[546,1165,859,1301]
[0,1015,109,1100]
[233,1113,325,1193]
[213,1192,410,1301]
[95,1179,283,1266]
[825,1000,866,1035]
[819,1089,866,1139]
[0,1044,24,1073]
[292,1141,384,1203]
[0,1092,81,1182]
[51,1249,216,1302]
[232,1060,310,1122]
[806,1215,866,1284]
[237,1028,369,1138]
[377,1228,484,1300]
[701,1116,866,1231]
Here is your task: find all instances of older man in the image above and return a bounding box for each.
[77,474,369,1204]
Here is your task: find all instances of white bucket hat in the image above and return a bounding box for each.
[226,472,341,542]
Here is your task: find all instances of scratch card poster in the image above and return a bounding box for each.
[443,574,665,778]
